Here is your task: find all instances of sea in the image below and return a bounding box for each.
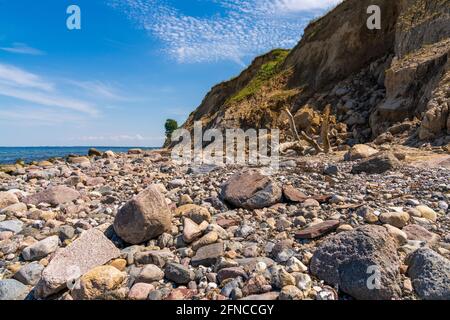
[0,147,158,164]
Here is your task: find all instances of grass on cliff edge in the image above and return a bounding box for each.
[227,49,290,104]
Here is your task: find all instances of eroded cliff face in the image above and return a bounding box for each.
[171,0,450,148]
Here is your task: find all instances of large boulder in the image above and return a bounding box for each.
[0,192,19,209]
[310,225,402,300]
[220,169,282,209]
[351,152,400,175]
[34,229,120,298]
[24,186,80,206]
[113,185,172,244]
[407,248,450,300]
[344,144,378,161]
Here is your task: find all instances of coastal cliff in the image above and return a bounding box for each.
[171,0,450,147]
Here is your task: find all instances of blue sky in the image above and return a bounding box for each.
[0,0,339,147]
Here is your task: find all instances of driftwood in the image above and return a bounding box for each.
[321,104,332,153]
[282,106,332,155]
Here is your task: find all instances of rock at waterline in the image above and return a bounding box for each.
[310,225,402,300]
[113,185,172,244]
[220,169,282,210]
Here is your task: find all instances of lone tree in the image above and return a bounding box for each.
[165,119,178,140]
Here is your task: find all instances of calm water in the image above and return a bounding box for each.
[0,147,157,164]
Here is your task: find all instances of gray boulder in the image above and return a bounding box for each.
[310,225,402,300]
[407,248,450,300]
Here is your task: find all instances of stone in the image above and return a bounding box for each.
[0,279,29,300]
[58,225,75,241]
[286,257,308,273]
[168,179,186,188]
[282,185,308,203]
[271,240,294,263]
[0,220,24,234]
[221,169,282,209]
[103,150,116,158]
[415,205,438,222]
[22,235,59,261]
[344,144,378,161]
[296,273,312,291]
[351,152,400,174]
[24,186,80,206]
[279,285,304,300]
[295,220,340,239]
[379,211,410,228]
[310,225,402,300]
[128,148,143,155]
[110,259,127,271]
[128,283,154,300]
[0,192,19,209]
[384,225,408,245]
[191,243,224,267]
[183,218,202,243]
[134,250,176,268]
[1,203,27,216]
[164,263,194,284]
[68,156,90,165]
[408,248,450,300]
[113,185,172,244]
[323,165,338,176]
[217,267,248,283]
[88,148,102,157]
[192,231,218,251]
[34,229,120,298]
[136,264,164,283]
[239,292,279,300]
[14,261,44,285]
[403,224,440,245]
[175,204,211,224]
[71,266,126,300]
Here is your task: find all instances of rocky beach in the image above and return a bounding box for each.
[0,145,449,301]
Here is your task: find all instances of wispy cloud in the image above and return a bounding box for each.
[0,107,85,126]
[0,43,45,55]
[0,63,54,91]
[108,0,341,64]
[70,80,126,101]
[0,62,99,116]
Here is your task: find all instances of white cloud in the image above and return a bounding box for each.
[0,63,54,91]
[108,0,341,64]
[0,107,84,125]
[0,43,45,55]
[70,80,126,101]
[0,62,99,116]
[0,85,98,115]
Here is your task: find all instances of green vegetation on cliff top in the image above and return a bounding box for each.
[227,49,290,104]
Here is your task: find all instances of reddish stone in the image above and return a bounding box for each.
[295,220,340,239]
[165,288,197,300]
[216,218,239,229]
